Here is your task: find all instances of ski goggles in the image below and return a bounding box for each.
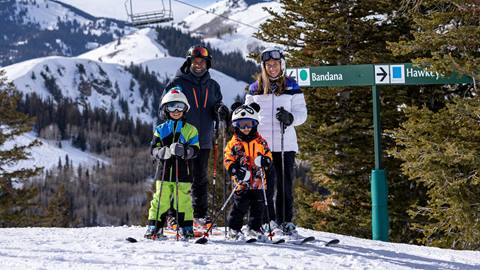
[234,105,254,115]
[261,50,283,62]
[190,46,209,58]
[233,119,257,129]
[165,102,187,112]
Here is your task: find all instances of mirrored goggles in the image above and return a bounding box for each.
[191,47,209,58]
[233,119,257,129]
[165,102,187,112]
[261,50,283,62]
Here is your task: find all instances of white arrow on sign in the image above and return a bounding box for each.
[375,65,390,84]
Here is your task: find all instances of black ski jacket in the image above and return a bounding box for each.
[165,69,223,149]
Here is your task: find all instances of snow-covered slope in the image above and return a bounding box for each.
[79,28,248,106]
[180,0,282,57]
[0,0,133,66]
[12,0,129,33]
[1,132,108,177]
[1,226,479,270]
[3,56,155,124]
[79,28,169,65]
[13,0,91,30]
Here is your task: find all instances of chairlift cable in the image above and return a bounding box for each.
[173,0,259,30]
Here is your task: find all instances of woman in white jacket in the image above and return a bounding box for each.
[245,47,307,235]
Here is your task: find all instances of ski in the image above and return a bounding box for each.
[323,238,340,246]
[196,237,258,244]
[272,238,285,244]
[126,237,138,243]
[286,236,340,246]
[126,234,192,243]
[299,236,315,244]
[246,238,257,243]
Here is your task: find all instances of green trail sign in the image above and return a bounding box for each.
[374,63,473,85]
[287,64,373,87]
[288,63,473,87]
[289,63,474,242]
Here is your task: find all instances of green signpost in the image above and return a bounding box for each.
[287,64,473,242]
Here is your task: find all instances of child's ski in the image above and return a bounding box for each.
[245,238,257,243]
[323,238,340,246]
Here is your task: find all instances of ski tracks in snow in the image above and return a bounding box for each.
[1,226,480,270]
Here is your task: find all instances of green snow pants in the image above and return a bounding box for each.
[148,181,193,224]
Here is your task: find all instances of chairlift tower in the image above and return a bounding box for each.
[124,0,173,28]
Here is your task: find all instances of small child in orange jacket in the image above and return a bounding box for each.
[224,102,273,240]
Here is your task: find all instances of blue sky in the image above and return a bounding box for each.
[58,0,217,22]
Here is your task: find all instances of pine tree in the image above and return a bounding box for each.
[389,98,480,249]
[0,70,42,226]
[387,0,480,249]
[43,183,72,227]
[389,0,480,81]
[255,0,426,240]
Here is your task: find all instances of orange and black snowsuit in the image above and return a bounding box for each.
[224,132,272,231]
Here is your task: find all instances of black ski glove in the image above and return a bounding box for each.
[152,146,171,160]
[229,164,250,188]
[215,103,230,122]
[276,107,294,127]
[254,154,272,170]
[184,146,195,159]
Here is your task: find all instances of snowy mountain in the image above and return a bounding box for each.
[3,27,247,120]
[1,27,247,171]
[179,0,282,57]
[79,28,170,66]
[79,28,248,106]
[0,0,133,66]
[3,55,156,124]
[1,226,480,269]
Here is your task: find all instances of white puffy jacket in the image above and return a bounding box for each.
[245,78,307,152]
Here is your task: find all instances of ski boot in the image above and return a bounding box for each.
[193,216,213,231]
[246,227,267,242]
[144,225,164,240]
[263,220,283,238]
[281,222,298,237]
[226,228,245,241]
[180,226,195,240]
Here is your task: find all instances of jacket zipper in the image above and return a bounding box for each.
[203,87,209,108]
[192,87,199,108]
[169,121,178,182]
[271,93,275,150]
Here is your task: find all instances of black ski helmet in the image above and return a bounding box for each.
[181,45,212,72]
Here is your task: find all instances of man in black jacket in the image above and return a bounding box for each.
[164,45,229,227]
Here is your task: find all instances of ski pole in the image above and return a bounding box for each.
[256,155,273,240]
[212,120,219,219]
[153,158,167,239]
[174,156,180,241]
[279,107,286,225]
[195,182,240,244]
[221,120,228,238]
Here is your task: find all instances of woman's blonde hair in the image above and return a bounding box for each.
[255,63,285,96]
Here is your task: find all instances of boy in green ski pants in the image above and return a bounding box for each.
[145,87,199,240]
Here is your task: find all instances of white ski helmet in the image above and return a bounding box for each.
[160,86,190,112]
[231,103,260,125]
[260,46,286,77]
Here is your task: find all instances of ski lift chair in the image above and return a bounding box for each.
[125,0,173,28]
